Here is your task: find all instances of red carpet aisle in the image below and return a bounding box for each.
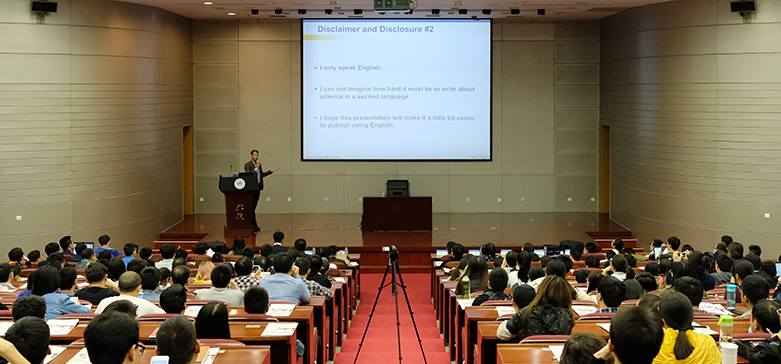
[333,273,451,364]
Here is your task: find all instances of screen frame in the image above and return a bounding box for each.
[300,18,493,162]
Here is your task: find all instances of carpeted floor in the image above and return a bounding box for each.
[333,273,451,364]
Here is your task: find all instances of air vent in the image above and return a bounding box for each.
[587,7,628,12]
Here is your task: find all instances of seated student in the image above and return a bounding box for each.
[260,243,273,257]
[612,238,624,255]
[623,279,644,300]
[481,243,497,263]
[98,250,114,262]
[728,242,745,261]
[590,306,665,364]
[711,253,733,286]
[156,316,201,364]
[95,271,165,317]
[584,242,598,254]
[455,257,489,295]
[570,246,584,262]
[160,284,187,314]
[121,243,138,268]
[659,261,696,297]
[258,255,310,305]
[307,254,332,288]
[171,265,193,288]
[654,292,721,364]
[732,259,754,286]
[193,261,215,284]
[103,300,138,317]
[602,254,634,282]
[7,247,28,266]
[636,272,659,293]
[472,268,513,306]
[138,267,161,302]
[502,251,521,288]
[592,276,625,314]
[584,255,601,268]
[75,263,121,305]
[448,256,471,281]
[37,242,60,268]
[673,276,708,314]
[0,263,17,291]
[195,264,244,306]
[560,332,606,364]
[737,274,770,319]
[71,242,86,264]
[645,262,660,277]
[84,311,141,364]
[497,275,574,341]
[58,267,79,297]
[27,250,42,267]
[126,257,149,275]
[528,266,546,286]
[293,238,307,256]
[12,295,46,321]
[75,248,97,269]
[139,246,153,260]
[254,256,271,273]
[244,286,272,315]
[575,269,591,284]
[511,285,537,313]
[175,248,188,262]
[233,257,260,292]
[545,259,596,303]
[155,244,176,270]
[294,257,333,299]
[94,235,122,257]
[4,316,51,364]
[736,299,781,364]
[523,242,540,262]
[32,265,91,320]
[195,301,231,339]
[686,251,715,291]
[157,267,171,293]
[744,254,777,290]
[637,293,661,311]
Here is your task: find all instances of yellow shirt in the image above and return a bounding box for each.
[653,328,721,364]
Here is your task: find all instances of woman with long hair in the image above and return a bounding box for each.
[653,292,720,364]
[195,301,231,339]
[455,257,489,295]
[497,275,574,340]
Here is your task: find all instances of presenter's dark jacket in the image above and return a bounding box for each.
[244,160,274,190]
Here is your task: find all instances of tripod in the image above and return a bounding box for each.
[352,246,428,364]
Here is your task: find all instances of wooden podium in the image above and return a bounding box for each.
[219,174,258,237]
[361,197,432,231]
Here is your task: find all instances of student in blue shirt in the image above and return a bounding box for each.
[138,267,161,302]
[93,235,123,258]
[33,265,91,320]
[257,255,310,305]
[122,243,139,267]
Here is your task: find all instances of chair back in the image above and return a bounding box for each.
[578,312,616,320]
[479,300,513,307]
[57,313,98,320]
[229,313,279,322]
[520,335,570,344]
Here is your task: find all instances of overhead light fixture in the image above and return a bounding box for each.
[203,1,213,4]
[458,8,467,14]
[274,8,282,14]
[325,9,333,14]
[510,8,519,15]
[354,9,362,14]
[298,9,306,14]
[227,12,236,15]
[431,9,439,15]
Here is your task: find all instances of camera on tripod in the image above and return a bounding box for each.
[382,245,399,261]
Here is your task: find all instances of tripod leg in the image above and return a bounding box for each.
[352,262,392,364]
[392,260,402,364]
[395,263,429,364]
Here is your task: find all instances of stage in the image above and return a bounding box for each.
[161,212,629,273]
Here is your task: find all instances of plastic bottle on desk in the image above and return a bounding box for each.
[461,276,470,300]
[719,315,733,343]
[726,284,737,309]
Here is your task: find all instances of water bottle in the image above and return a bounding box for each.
[726,284,737,309]
[344,247,349,255]
[461,276,471,300]
[718,315,733,343]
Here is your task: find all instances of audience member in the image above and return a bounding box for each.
[560,332,606,364]
[728,242,744,260]
[37,242,60,267]
[260,244,272,257]
[60,236,75,259]
[637,293,661,311]
[32,265,91,320]
[159,284,187,314]
[233,257,260,292]
[98,250,113,261]
[294,257,333,299]
[455,257,489,295]
[271,231,288,254]
[497,276,574,340]
[12,295,46,321]
[195,264,244,306]
[645,262,660,277]
[472,268,512,306]
[635,272,658,293]
[481,242,497,263]
[254,256,271,273]
[602,254,633,281]
[192,242,208,255]
[27,250,41,266]
[737,299,781,363]
[511,285,537,313]
[257,255,310,305]
[748,244,762,258]
[575,269,590,284]
[156,315,201,364]
[107,257,126,282]
[0,263,16,291]
[121,243,139,267]
[95,271,165,317]
[244,286,271,315]
[94,235,122,257]
[738,274,770,319]
[570,245,584,261]
[171,265,192,287]
[587,270,602,294]
[545,259,595,303]
[623,279,644,300]
[193,261,215,284]
[84,311,141,364]
[127,258,149,274]
[686,251,715,291]
[732,260,754,286]
[75,263,120,305]
[139,247,153,260]
[584,242,598,254]
[712,253,734,285]
[673,276,706,311]
[448,256,471,281]
[58,266,79,296]
[439,243,465,268]
[195,301,231,339]
[523,242,540,261]
[595,276,624,313]
[175,248,188,261]
[138,267,161,302]
[584,255,600,268]
[4,316,50,364]
[307,254,332,288]
[72,242,86,263]
[75,248,96,269]
[103,300,138,317]
[156,244,176,270]
[611,238,624,254]
[590,306,664,364]
[655,292,720,363]
[294,238,307,254]
[7,247,27,266]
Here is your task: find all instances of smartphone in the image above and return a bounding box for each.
[252,265,260,273]
[151,356,169,364]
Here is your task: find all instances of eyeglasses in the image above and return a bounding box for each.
[137,342,146,356]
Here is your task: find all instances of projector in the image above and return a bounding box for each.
[373,0,411,13]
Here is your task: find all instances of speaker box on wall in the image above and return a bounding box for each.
[730,1,756,13]
[31,1,58,13]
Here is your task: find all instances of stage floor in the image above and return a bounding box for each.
[162,212,627,249]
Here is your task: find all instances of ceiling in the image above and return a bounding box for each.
[117,0,673,21]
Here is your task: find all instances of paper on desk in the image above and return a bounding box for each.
[333,277,347,283]
[691,321,719,336]
[65,348,91,364]
[456,298,474,310]
[597,323,610,332]
[199,347,220,364]
[69,297,92,311]
[261,322,298,337]
[443,268,452,274]
[205,248,215,257]
[495,307,516,316]
[350,261,358,267]
[184,305,203,317]
[267,303,296,317]
[44,346,67,364]
[48,319,79,336]
[0,321,13,336]
[699,302,733,316]
[571,305,598,317]
[549,345,565,361]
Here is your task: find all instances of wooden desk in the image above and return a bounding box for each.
[50,321,296,364]
[361,197,432,231]
[495,343,751,364]
[49,345,271,364]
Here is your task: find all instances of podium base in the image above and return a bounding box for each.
[224,225,255,238]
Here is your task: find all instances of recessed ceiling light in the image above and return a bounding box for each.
[228,12,236,15]
[203,1,213,4]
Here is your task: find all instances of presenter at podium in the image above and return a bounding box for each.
[244,149,278,232]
